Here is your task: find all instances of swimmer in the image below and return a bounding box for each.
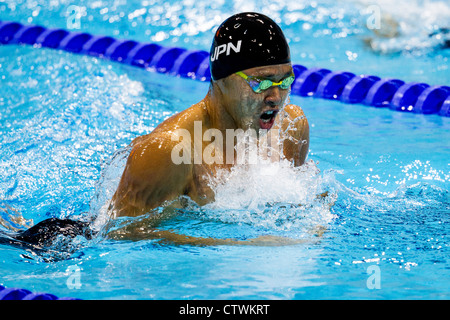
[362,9,449,52]
[4,13,312,248]
[110,12,309,218]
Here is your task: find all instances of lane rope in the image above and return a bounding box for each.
[0,284,80,300]
[1,20,449,116]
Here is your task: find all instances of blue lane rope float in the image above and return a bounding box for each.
[0,285,80,300]
[1,20,449,117]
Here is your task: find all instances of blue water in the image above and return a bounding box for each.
[0,0,449,299]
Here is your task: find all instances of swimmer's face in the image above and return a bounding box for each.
[217,63,293,132]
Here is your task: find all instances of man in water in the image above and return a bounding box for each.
[5,12,310,247]
[111,12,309,218]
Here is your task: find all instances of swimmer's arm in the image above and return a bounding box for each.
[108,226,309,246]
[134,230,310,246]
[111,134,192,217]
[107,203,323,246]
[275,104,310,166]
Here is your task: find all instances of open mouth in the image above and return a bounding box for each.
[259,110,278,130]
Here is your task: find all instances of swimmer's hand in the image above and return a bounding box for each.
[267,191,335,209]
[0,204,34,232]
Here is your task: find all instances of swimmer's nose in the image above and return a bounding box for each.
[264,86,283,107]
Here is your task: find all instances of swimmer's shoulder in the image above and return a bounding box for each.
[277,103,309,131]
[131,102,207,147]
[123,103,207,181]
[114,111,197,216]
[283,104,307,120]
[276,104,309,166]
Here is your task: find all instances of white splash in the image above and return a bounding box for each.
[204,158,338,233]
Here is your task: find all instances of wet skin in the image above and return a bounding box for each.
[110,63,310,219]
[1,64,313,249]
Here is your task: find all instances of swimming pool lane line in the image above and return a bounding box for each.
[0,284,80,300]
[0,20,449,116]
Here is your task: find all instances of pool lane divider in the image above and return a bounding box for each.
[0,20,449,117]
[0,284,80,300]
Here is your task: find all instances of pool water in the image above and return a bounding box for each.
[0,0,449,299]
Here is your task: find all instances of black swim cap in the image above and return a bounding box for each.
[210,12,291,81]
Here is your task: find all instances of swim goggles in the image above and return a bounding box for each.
[235,71,295,93]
